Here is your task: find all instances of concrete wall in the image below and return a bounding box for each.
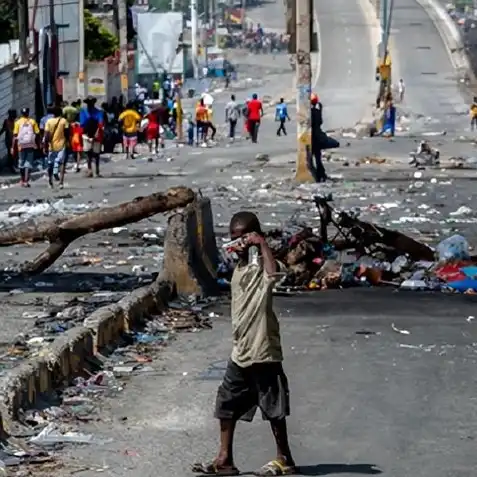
[0,64,37,168]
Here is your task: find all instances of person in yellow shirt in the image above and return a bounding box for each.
[470,97,477,131]
[12,107,40,187]
[118,102,141,159]
[44,106,69,189]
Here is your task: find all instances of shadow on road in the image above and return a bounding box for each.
[297,464,382,475]
[0,271,157,293]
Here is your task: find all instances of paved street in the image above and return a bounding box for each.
[0,0,477,475]
[57,291,477,477]
[315,0,376,129]
[391,0,469,134]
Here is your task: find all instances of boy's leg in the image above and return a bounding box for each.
[253,363,295,475]
[192,360,256,475]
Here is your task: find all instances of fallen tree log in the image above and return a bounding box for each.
[0,217,68,246]
[19,186,195,275]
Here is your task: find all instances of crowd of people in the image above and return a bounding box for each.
[0,82,337,187]
[0,89,184,188]
[223,24,290,54]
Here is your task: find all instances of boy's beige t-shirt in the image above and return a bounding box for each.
[230,260,285,368]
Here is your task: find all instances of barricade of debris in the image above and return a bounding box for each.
[218,194,477,294]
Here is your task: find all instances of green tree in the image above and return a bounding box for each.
[84,9,119,61]
[0,0,17,44]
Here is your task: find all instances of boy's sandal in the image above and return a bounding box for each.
[192,462,240,476]
[253,460,296,476]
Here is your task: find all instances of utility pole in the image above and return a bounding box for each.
[78,0,86,97]
[118,0,129,100]
[17,0,28,64]
[49,0,58,104]
[380,0,387,56]
[213,0,219,49]
[294,0,313,182]
[191,0,199,79]
[171,0,175,10]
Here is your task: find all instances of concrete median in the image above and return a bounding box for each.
[0,280,172,429]
[0,194,220,430]
[162,197,219,297]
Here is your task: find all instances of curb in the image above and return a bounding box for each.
[0,280,172,430]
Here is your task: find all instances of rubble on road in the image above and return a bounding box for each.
[218,195,477,294]
[5,296,217,472]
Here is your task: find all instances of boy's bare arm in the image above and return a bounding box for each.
[245,233,276,276]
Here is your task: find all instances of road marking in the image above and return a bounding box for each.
[348,69,352,75]
[346,37,350,43]
[349,59,353,65]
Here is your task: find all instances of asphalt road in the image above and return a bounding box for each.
[314,0,376,129]
[391,0,469,133]
[57,290,477,477]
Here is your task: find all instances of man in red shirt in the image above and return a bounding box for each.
[246,93,263,143]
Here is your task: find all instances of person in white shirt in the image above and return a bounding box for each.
[398,78,405,103]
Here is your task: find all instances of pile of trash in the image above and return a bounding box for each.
[218,197,476,293]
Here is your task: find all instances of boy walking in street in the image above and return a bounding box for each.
[275,98,290,136]
[193,211,296,477]
[12,108,40,187]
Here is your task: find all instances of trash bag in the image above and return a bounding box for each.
[437,234,470,262]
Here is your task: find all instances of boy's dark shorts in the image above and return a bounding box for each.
[215,359,290,422]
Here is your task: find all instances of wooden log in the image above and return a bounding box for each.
[0,217,67,246]
[22,186,195,275]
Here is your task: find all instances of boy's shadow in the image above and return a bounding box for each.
[296,464,382,475]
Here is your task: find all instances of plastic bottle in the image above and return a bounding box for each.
[248,246,259,266]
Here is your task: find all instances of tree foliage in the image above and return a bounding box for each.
[84,9,119,61]
[0,0,17,44]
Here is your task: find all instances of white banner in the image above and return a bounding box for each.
[137,12,184,75]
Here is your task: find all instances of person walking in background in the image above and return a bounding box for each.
[12,107,40,187]
[146,106,160,154]
[62,101,79,123]
[152,77,161,100]
[225,94,240,142]
[470,97,477,131]
[44,106,69,189]
[398,78,405,103]
[275,98,290,136]
[195,99,208,146]
[118,102,142,159]
[70,114,83,172]
[1,109,17,173]
[80,96,104,177]
[204,103,217,144]
[247,93,263,143]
